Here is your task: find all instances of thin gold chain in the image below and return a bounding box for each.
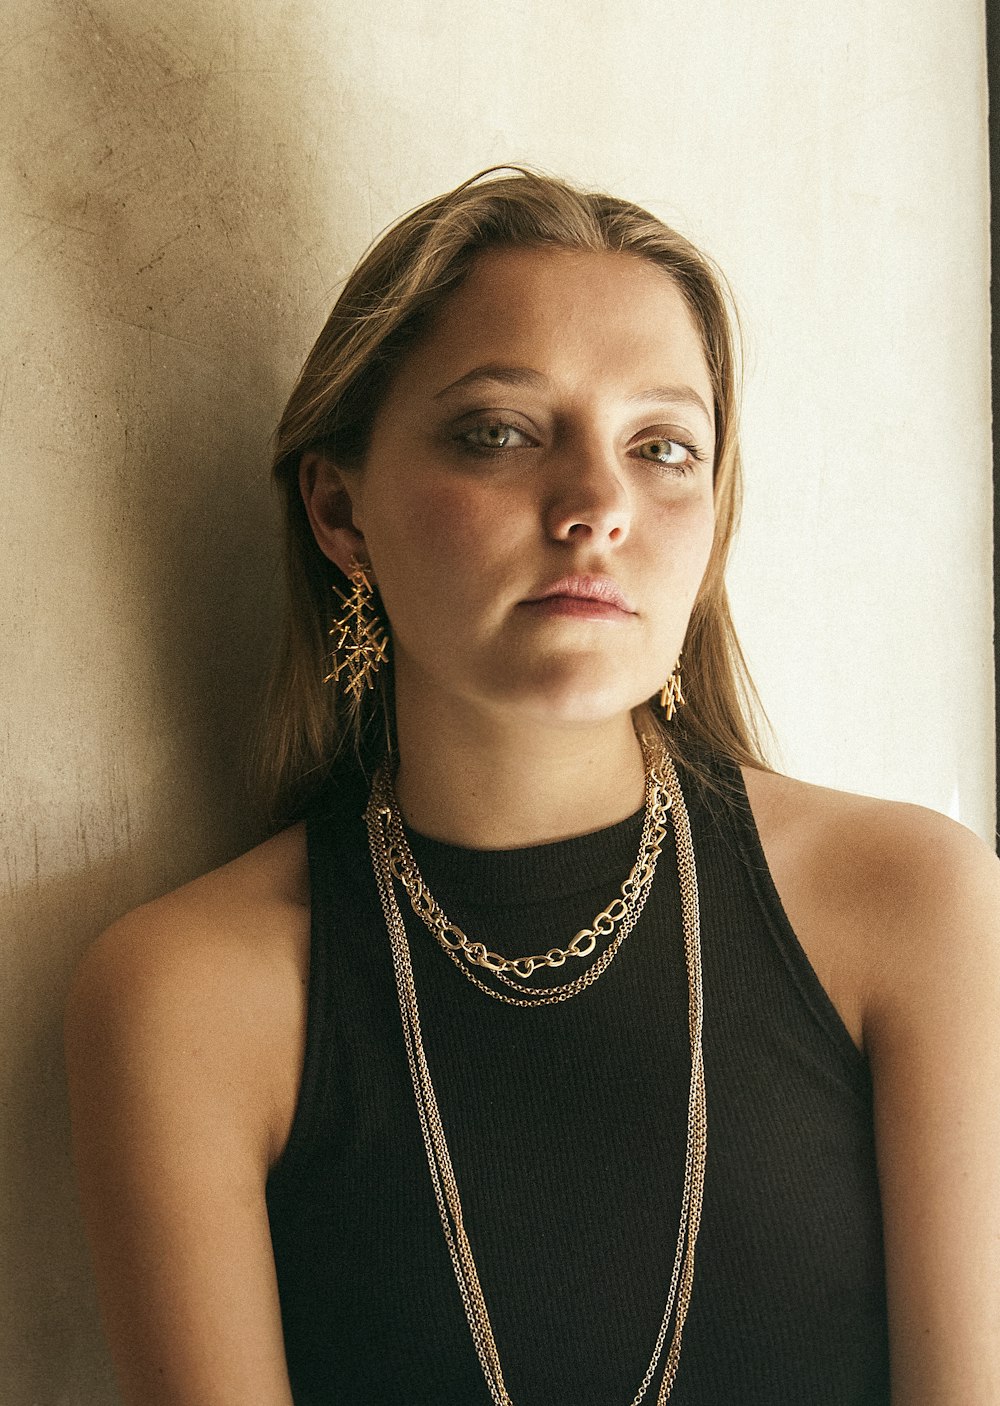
[363,739,707,1403]
[370,734,672,1005]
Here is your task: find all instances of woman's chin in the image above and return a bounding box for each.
[479,661,654,727]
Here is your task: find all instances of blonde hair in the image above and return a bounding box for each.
[258,165,774,822]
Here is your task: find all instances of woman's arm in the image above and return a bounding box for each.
[742,765,997,1400]
[862,806,1000,1405]
[64,844,308,1406]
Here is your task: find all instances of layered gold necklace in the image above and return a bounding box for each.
[364,733,706,1404]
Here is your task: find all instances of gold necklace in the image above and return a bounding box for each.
[370,732,672,1005]
[364,737,707,1404]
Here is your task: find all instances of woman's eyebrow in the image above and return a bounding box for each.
[433,364,547,399]
[624,386,713,426]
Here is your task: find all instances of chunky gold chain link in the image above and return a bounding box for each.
[370,734,672,1005]
[363,736,706,1403]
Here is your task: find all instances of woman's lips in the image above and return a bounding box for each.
[520,575,637,620]
[519,596,633,620]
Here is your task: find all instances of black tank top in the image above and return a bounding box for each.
[266,751,890,1405]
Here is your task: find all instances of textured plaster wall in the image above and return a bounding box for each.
[0,1,991,1400]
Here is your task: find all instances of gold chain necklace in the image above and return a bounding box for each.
[363,737,707,1404]
[370,733,672,1005]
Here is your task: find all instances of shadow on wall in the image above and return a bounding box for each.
[2,2,344,1399]
[1,863,126,1406]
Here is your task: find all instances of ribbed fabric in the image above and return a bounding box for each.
[266,752,890,1405]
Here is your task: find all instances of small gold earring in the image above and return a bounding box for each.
[659,653,686,722]
[324,559,389,702]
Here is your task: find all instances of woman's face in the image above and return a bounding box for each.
[327,245,717,732]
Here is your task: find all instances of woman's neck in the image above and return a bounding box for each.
[391,699,649,851]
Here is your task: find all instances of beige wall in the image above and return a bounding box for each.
[1,1,991,1399]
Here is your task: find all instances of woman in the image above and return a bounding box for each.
[65,168,1000,1405]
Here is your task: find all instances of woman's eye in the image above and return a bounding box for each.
[635,437,695,469]
[458,421,534,452]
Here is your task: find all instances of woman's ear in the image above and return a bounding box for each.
[299,451,368,576]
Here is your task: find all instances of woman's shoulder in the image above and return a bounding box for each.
[740,762,993,899]
[66,823,312,1169]
[739,763,1000,1055]
[75,821,312,992]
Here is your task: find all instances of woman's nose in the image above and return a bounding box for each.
[543,439,632,545]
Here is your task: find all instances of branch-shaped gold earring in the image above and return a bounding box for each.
[324,559,389,702]
[659,652,686,722]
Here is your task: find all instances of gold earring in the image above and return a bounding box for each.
[659,652,686,721]
[324,559,389,701]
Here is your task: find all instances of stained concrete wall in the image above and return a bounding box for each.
[0,2,991,1400]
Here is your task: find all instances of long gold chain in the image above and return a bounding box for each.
[363,739,707,1403]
